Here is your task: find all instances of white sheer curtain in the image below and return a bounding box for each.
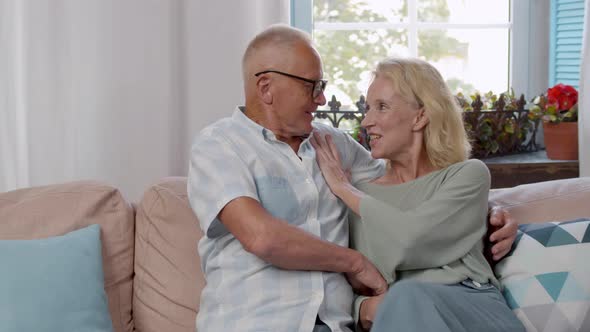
[0,0,288,199]
[0,0,29,191]
[581,0,590,177]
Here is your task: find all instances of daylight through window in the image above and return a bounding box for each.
[312,0,511,107]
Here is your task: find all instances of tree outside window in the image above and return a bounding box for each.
[312,0,511,107]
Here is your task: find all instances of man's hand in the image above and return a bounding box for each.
[346,255,387,297]
[487,206,518,261]
[359,293,387,331]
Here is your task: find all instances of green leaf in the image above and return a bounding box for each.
[504,122,514,134]
[480,123,493,138]
[490,141,500,153]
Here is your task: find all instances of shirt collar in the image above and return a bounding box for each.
[232,106,277,140]
[232,106,316,152]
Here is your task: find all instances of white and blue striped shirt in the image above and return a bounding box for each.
[188,108,384,332]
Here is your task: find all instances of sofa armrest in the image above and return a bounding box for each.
[133,177,205,332]
[489,177,590,224]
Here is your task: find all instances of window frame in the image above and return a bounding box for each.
[291,0,547,99]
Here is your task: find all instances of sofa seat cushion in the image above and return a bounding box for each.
[0,181,135,332]
[495,218,590,332]
[133,177,205,332]
[0,224,114,332]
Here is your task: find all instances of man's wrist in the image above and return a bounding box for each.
[348,250,365,274]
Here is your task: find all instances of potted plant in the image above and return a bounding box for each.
[529,83,579,160]
[457,90,538,159]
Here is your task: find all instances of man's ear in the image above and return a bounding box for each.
[257,75,273,104]
[413,108,429,131]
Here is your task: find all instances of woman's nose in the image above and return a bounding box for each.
[361,111,373,128]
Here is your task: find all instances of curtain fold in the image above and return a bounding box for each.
[0,0,29,192]
[581,0,590,177]
[0,0,289,199]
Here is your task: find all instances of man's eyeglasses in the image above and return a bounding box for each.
[255,70,327,99]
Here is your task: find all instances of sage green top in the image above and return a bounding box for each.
[351,159,499,324]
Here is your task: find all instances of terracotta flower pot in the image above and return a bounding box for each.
[543,122,579,160]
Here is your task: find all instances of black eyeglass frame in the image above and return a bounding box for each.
[255,70,327,99]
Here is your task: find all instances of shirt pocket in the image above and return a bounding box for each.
[255,176,301,224]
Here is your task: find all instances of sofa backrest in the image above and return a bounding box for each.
[0,181,135,332]
[489,177,590,224]
[133,177,205,332]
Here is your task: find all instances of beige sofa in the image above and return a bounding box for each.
[1,176,589,332]
[0,177,203,332]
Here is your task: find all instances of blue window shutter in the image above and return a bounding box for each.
[549,0,585,89]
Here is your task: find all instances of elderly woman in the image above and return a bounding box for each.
[311,57,524,332]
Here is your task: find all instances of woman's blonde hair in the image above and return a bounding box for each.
[374,57,471,168]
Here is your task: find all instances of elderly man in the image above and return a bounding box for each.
[188,25,515,332]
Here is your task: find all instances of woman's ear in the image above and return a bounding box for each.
[257,75,273,104]
[413,108,429,131]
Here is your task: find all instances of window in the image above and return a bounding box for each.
[292,0,541,107]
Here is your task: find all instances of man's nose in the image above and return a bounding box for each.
[315,91,327,106]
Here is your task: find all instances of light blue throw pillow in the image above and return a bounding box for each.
[495,218,590,332]
[0,224,114,332]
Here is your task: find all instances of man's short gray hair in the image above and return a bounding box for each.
[242,24,312,81]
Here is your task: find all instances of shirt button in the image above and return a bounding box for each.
[473,281,482,288]
[305,179,312,184]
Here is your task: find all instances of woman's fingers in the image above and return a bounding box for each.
[310,135,328,161]
[312,134,337,165]
[325,135,341,163]
[310,134,320,151]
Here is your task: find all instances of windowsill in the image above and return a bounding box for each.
[482,150,579,164]
[481,150,579,188]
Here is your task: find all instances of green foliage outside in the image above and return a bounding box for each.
[313,0,474,101]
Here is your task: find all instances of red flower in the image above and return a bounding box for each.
[546,83,578,111]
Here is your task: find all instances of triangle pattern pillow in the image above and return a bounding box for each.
[495,218,590,332]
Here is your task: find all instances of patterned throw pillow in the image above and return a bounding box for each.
[494,218,590,332]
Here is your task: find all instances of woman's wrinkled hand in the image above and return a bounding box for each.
[310,133,351,195]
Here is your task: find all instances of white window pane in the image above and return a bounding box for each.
[417,0,509,23]
[418,29,509,94]
[315,29,409,106]
[314,0,407,23]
